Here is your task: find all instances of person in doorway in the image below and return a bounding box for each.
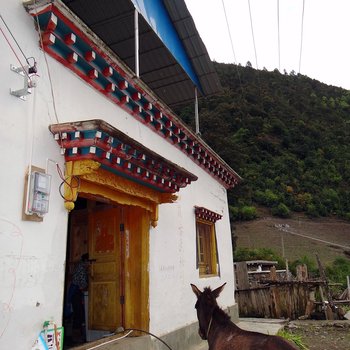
[69,253,89,343]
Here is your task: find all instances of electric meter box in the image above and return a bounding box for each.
[27,171,52,216]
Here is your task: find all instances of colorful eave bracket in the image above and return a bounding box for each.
[29,3,240,189]
[195,206,223,223]
[49,119,198,193]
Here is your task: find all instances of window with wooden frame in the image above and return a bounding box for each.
[195,207,222,277]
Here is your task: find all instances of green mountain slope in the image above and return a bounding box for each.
[177,63,350,219]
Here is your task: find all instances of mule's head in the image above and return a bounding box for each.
[190,283,226,340]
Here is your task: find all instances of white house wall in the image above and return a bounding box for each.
[150,170,235,336]
[0,2,235,348]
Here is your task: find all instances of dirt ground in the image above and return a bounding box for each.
[234,214,350,265]
[285,320,350,350]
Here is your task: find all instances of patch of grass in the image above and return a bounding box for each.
[277,329,309,350]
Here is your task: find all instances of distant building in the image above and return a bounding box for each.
[234,261,287,289]
[245,260,279,272]
[0,1,241,349]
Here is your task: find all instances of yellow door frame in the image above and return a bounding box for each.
[63,159,177,331]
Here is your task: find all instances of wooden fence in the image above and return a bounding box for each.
[235,261,321,320]
[236,283,312,319]
[235,260,350,320]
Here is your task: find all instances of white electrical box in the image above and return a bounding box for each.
[27,171,52,216]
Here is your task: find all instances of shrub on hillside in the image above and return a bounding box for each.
[241,206,258,220]
[272,203,291,218]
[229,205,258,221]
[254,189,279,207]
[326,257,350,290]
[233,247,285,269]
[229,206,240,221]
[305,203,320,218]
[344,212,350,221]
[289,255,319,278]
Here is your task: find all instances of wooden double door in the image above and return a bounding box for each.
[69,200,149,332]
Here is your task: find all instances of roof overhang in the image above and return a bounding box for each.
[58,0,222,108]
[25,1,241,189]
[49,119,198,193]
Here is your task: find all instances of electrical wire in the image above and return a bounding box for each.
[220,0,244,95]
[85,327,174,350]
[33,2,61,126]
[124,328,174,350]
[24,83,38,215]
[245,0,263,101]
[247,0,259,70]
[58,177,80,201]
[33,0,67,192]
[0,14,33,65]
[1,11,39,214]
[0,19,32,81]
[57,164,80,201]
[298,0,306,73]
[32,0,80,210]
[85,330,133,350]
[221,0,238,64]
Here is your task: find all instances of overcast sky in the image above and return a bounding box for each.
[185,0,350,91]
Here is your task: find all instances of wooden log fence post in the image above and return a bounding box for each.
[316,254,334,320]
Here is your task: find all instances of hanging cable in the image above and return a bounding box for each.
[221,0,244,95]
[277,0,281,71]
[298,0,305,73]
[0,20,32,81]
[0,15,31,64]
[221,0,238,64]
[123,328,174,350]
[246,0,263,102]
[0,13,37,75]
[24,80,38,215]
[57,163,80,201]
[247,0,259,70]
[33,0,65,163]
[33,3,60,126]
[1,13,39,211]
[85,330,133,350]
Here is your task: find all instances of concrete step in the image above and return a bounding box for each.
[237,318,288,335]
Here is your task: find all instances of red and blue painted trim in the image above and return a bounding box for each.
[29,4,240,189]
[49,120,198,193]
[195,206,223,223]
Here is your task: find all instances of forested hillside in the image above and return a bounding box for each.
[177,63,350,220]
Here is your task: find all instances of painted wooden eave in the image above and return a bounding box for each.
[49,119,199,193]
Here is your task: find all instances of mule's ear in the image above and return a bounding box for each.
[212,282,226,299]
[191,284,202,298]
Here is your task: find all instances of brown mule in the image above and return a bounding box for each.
[191,283,298,350]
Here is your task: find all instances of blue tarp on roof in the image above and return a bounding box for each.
[61,0,221,107]
[131,0,202,92]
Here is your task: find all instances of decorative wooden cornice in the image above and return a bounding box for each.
[49,119,197,194]
[28,2,241,189]
[62,159,174,226]
[195,206,222,223]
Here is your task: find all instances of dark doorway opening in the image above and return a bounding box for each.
[63,197,124,348]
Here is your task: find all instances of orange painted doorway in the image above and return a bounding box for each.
[64,197,149,341]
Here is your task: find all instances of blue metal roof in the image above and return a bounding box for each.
[61,0,222,108]
[131,0,202,92]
